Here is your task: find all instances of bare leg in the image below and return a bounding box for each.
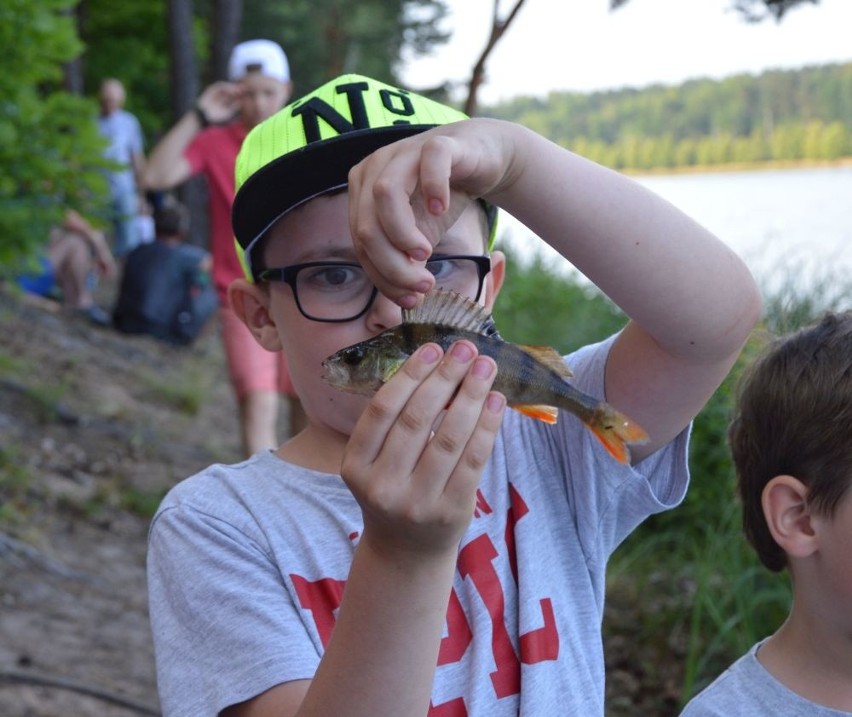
[46,231,94,309]
[239,389,279,457]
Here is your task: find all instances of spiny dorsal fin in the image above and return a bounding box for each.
[403,290,503,338]
[518,345,574,378]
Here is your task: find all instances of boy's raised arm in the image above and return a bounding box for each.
[348,118,762,461]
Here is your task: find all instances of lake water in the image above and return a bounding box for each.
[496,165,851,300]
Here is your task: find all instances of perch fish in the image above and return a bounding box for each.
[321,290,649,464]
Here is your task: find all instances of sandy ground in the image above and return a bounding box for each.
[0,288,242,715]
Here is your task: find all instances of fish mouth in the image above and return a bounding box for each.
[320,359,349,389]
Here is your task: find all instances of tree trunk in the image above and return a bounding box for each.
[211,0,243,82]
[62,2,86,94]
[167,0,199,117]
[166,0,209,248]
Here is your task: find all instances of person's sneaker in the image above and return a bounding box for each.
[78,304,112,327]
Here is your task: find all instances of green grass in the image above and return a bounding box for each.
[0,446,34,526]
[496,255,849,712]
[607,266,849,711]
[139,364,209,416]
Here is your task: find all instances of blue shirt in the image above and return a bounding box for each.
[97,109,144,195]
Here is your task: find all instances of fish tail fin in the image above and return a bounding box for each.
[513,404,559,424]
[585,407,650,465]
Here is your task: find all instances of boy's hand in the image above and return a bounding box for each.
[195,81,243,125]
[347,119,513,308]
[341,340,506,560]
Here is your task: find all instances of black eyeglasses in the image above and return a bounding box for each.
[257,254,491,323]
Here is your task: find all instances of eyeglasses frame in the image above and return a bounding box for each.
[256,254,492,323]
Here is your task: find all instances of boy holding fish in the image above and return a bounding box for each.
[681,310,852,716]
[147,74,761,716]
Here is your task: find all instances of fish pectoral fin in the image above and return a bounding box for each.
[512,403,559,424]
[519,345,574,378]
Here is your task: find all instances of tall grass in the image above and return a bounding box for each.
[495,247,850,714]
[610,265,849,712]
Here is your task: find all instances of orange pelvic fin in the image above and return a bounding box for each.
[512,403,559,424]
[586,409,650,465]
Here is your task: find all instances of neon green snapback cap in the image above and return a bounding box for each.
[232,73,497,281]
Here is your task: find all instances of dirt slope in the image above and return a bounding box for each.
[0,287,241,715]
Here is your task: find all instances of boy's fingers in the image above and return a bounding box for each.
[342,343,444,474]
[441,390,505,507]
[375,341,482,477]
[409,355,501,502]
[348,150,439,306]
[415,136,454,214]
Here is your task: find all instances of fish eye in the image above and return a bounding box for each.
[342,346,366,366]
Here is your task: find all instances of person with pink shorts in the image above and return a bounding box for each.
[144,40,304,455]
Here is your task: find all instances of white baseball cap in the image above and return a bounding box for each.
[228,39,290,83]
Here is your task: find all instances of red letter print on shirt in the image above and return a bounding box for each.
[291,483,559,715]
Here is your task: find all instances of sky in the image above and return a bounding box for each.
[399,0,852,104]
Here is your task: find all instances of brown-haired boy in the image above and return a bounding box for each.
[681,310,852,716]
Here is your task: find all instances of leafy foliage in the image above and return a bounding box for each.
[78,0,173,136]
[241,0,450,97]
[495,234,852,712]
[486,63,852,170]
[493,244,626,354]
[0,0,111,271]
[732,0,820,22]
[608,266,851,710]
[614,0,820,22]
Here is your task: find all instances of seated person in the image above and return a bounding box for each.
[113,199,217,344]
[16,209,116,326]
[680,310,852,716]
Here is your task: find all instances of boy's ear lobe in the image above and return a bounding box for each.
[762,475,818,560]
[228,279,283,352]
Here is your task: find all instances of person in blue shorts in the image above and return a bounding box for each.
[16,210,116,325]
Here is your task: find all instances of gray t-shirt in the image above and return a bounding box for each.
[147,336,690,716]
[680,640,852,716]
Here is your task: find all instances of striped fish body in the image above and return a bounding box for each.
[321,290,648,463]
[397,322,601,421]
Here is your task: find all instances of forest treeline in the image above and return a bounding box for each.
[484,62,852,171]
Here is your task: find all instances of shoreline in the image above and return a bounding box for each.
[623,156,852,178]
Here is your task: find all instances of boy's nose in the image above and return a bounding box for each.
[365,292,404,333]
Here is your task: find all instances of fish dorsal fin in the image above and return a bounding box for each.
[519,345,574,378]
[404,290,503,338]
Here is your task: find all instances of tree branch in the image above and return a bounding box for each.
[464,0,529,116]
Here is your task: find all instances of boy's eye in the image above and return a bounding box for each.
[426,259,454,280]
[303,265,363,289]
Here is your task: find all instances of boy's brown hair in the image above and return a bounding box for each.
[154,201,190,239]
[729,310,852,572]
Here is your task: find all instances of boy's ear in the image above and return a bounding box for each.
[228,279,283,352]
[761,475,818,560]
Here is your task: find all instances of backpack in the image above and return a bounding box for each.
[113,242,216,345]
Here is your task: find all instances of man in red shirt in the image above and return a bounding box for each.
[144,39,302,456]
